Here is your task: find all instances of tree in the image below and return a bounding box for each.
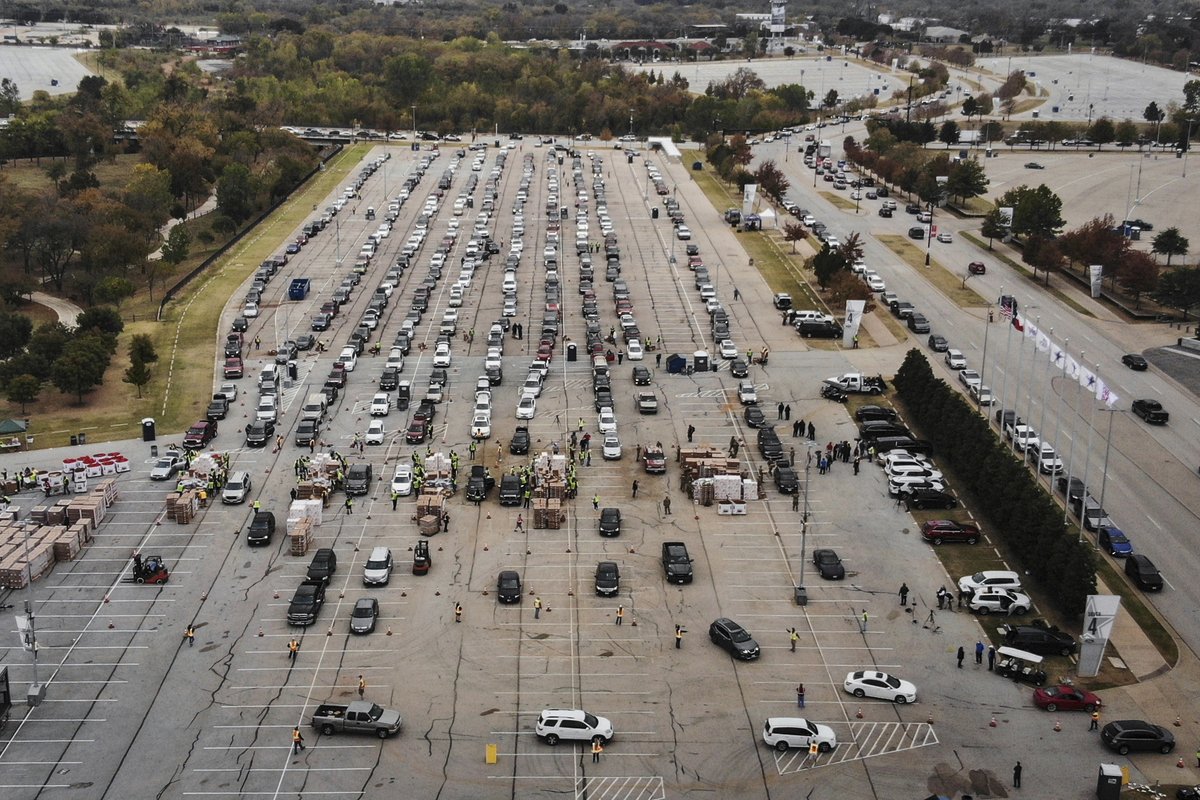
[1144,101,1163,124]
[1116,251,1159,306]
[0,77,18,117]
[123,357,151,398]
[822,89,839,110]
[0,311,34,359]
[1114,120,1138,148]
[129,334,158,364]
[837,232,865,265]
[753,160,790,203]
[938,120,960,147]
[94,277,136,310]
[1152,228,1189,266]
[216,163,256,224]
[980,206,1008,249]
[51,345,106,403]
[1058,215,1129,277]
[998,184,1065,239]
[827,271,870,308]
[961,96,978,120]
[5,374,41,414]
[1153,267,1200,319]
[1023,235,1064,284]
[1087,117,1116,146]
[810,244,848,289]
[946,159,989,204]
[782,221,806,253]
[76,307,124,337]
[160,225,192,266]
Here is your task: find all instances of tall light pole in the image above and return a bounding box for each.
[411,105,417,142]
[628,109,634,138]
[1183,117,1196,178]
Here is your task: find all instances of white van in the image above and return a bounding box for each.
[362,546,393,585]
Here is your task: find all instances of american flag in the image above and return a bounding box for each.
[998,301,1015,320]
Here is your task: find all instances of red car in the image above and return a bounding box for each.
[537,344,554,362]
[223,357,244,379]
[1033,685,1101,712]
[968,261,987,275]
[405,418,429,444]
[920,519,981,545]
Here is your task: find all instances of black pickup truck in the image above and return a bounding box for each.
[287,580,326,626]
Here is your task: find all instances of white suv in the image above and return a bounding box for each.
[535,709,614,745]
[762,717,838,752]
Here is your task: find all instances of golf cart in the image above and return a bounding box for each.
[995,646,1046,687]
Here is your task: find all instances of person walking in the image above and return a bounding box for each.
[789,446,796,467]
[792,493,800,512]
[956,646,965,668]
[1012,761,1022,788]
[344,497,353,515]
[515,513,524,533]
[807,421,815,440]
[975,640,985,665]
[792,420,801,438]
[656,352,662,367]
[391,490,399,510]
[853,454,861,475]
[534,596,542,619]
[898,582,909,605]
[288,638,299,662]
[591,738,603,763]
[777,402,785,420]
[796,684,806,708]
[687,424,695,443]
[357,675,366,699]
[860,610,868,633]
[441,512,449,533]
[454,602,462,623]
[592,494,600,511]
[631,480,639,498]
[292,727,305,754]
[615,605,624,626]
[675,624,684,649]
[788,627,799,652]
[1089,710,1100,731]
[784,404,792,420]
[663,495,671,515]
[184,624,195,647]
[988,645,996,671]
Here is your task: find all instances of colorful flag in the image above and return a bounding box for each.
[1036,331,1051,352]
[1096,378,1119,407]
[1079,366,1098,393]
[1065,356,1081,380]
[1011,313,1024,332]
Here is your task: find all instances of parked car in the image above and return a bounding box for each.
[1097,525,1133,557]
[496,570,522,603]
[349,597,379,634]
[1002,623,1077,656]
[905,488,957,510]
[920,519,980,545]
[761,717,838,753]
[969,588,1031,615]
[959,570,1021,595]
[534,709,613,746]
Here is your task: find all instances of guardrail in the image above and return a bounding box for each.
[156,144,343,321]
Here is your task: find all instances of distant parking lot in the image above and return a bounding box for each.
[0,44,93,98]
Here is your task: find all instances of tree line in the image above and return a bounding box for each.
[893,348,1098,620]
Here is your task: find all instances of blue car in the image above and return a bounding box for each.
[1097,525,1133,557]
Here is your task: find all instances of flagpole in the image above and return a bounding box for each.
[1063,349,1083,531]
[979,302,993,415]
[1020,316,1040,465]
[1038,328,1055,482]
[1079,365,1100,535]
[1011,317,1028,455]
[1096,406,1117,522]
[985,285,1002,405]
[998,300,1015,432]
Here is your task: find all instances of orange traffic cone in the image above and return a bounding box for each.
[1053,719,1062,732]
[989,716,997,728]
[856,707,863,719]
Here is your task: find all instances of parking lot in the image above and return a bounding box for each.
[0,135,1180,800]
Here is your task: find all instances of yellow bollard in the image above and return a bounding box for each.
[485,743,498,764]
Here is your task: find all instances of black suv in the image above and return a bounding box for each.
[1100,720,1175,755]
[498,475,522,506]
[509,426,530,455]
[708,618,761,660]
[1124,554,1163,591]
[245,420,275,447]
[466,466,495,502]
[1002,623,1077,656]
[306,548,338,584]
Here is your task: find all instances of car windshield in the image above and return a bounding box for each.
[154,459,173,469]
[583,712,599,728]
[366,557,389,569]
[353,604,373,617]
[227,479,245,490]
[884,675,901,689]
[731,628,752,643]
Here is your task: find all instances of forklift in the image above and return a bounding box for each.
[130,553,170,584]
[412,540,431,575]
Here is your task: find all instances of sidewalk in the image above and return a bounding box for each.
[147,194,218,261]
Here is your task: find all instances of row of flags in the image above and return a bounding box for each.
[1004,310,1119,408]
